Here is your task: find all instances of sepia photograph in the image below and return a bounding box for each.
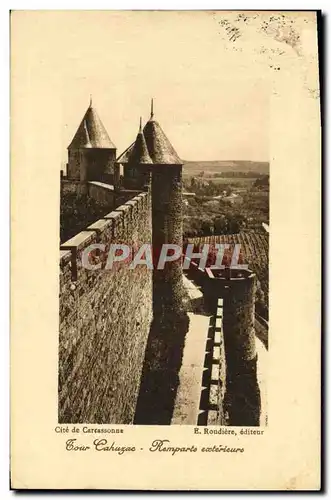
[58,11,271,427]
[11,9,321,490]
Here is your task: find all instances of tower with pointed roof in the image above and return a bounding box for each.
[125,117,153,190]
[144,99,184,318]
[115,99,185,317]
[67,98,117,184]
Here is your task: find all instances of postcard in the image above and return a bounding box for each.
[10,10,321,490]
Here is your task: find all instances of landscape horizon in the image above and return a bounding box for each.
[61,159,269,174]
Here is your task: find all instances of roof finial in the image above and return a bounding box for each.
[150,98,154,119]
[89,94,92,107]
[139,116,142,132]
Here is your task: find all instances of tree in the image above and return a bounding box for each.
[213,216,227,234]
[253,175,269,189]
[201,219,214,236]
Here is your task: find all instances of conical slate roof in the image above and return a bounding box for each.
[128,119,153,165]
[68,102,116,150]
[116,101,182,166]
[143,118,182,165]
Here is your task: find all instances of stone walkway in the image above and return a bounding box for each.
[171,312,210,425]
[172,276,268,426]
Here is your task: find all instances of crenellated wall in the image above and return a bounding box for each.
[185,264,261,426]
[59,192,153,424]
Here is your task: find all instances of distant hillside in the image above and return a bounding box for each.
[183,160,269,176]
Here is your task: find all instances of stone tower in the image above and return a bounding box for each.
[67,97,116,183]
[143,100,184,319]
[115,102,185,320]
[126,118,153,190]
[78,121,93,195]
[212,268,261,426]
[134,102,188,424]
[202,267,260,425]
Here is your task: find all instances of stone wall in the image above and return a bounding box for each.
[61,179,81,195]
[134,166,189,424]
[59,192,152,424]
[220,271,256,370]
[67,148,116,182]
[114,188,143,207]
[87,181,115,205]
[184,265,260,426]
[86,149,116,181]
[207,269,261,426]
[60,187,114,244]
[67,150,80,180]
[60,179,136,209]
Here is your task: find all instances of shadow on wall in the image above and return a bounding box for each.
[224,356,261,426]
[60,192,113,243]
[134,312,190,425]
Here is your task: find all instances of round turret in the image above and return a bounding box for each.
[67,98,117,183]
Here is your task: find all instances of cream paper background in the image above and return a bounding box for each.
[10,11,321,490]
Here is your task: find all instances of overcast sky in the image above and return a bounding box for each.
[13,11,317,166]
[59,11,270,163]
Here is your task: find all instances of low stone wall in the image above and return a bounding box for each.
[87,181,115,205]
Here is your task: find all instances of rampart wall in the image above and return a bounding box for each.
[185,263,260,425]
[61,179,81,195]
[61,179,115,205]
[60,178,141,210]
[59,191,152,424]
